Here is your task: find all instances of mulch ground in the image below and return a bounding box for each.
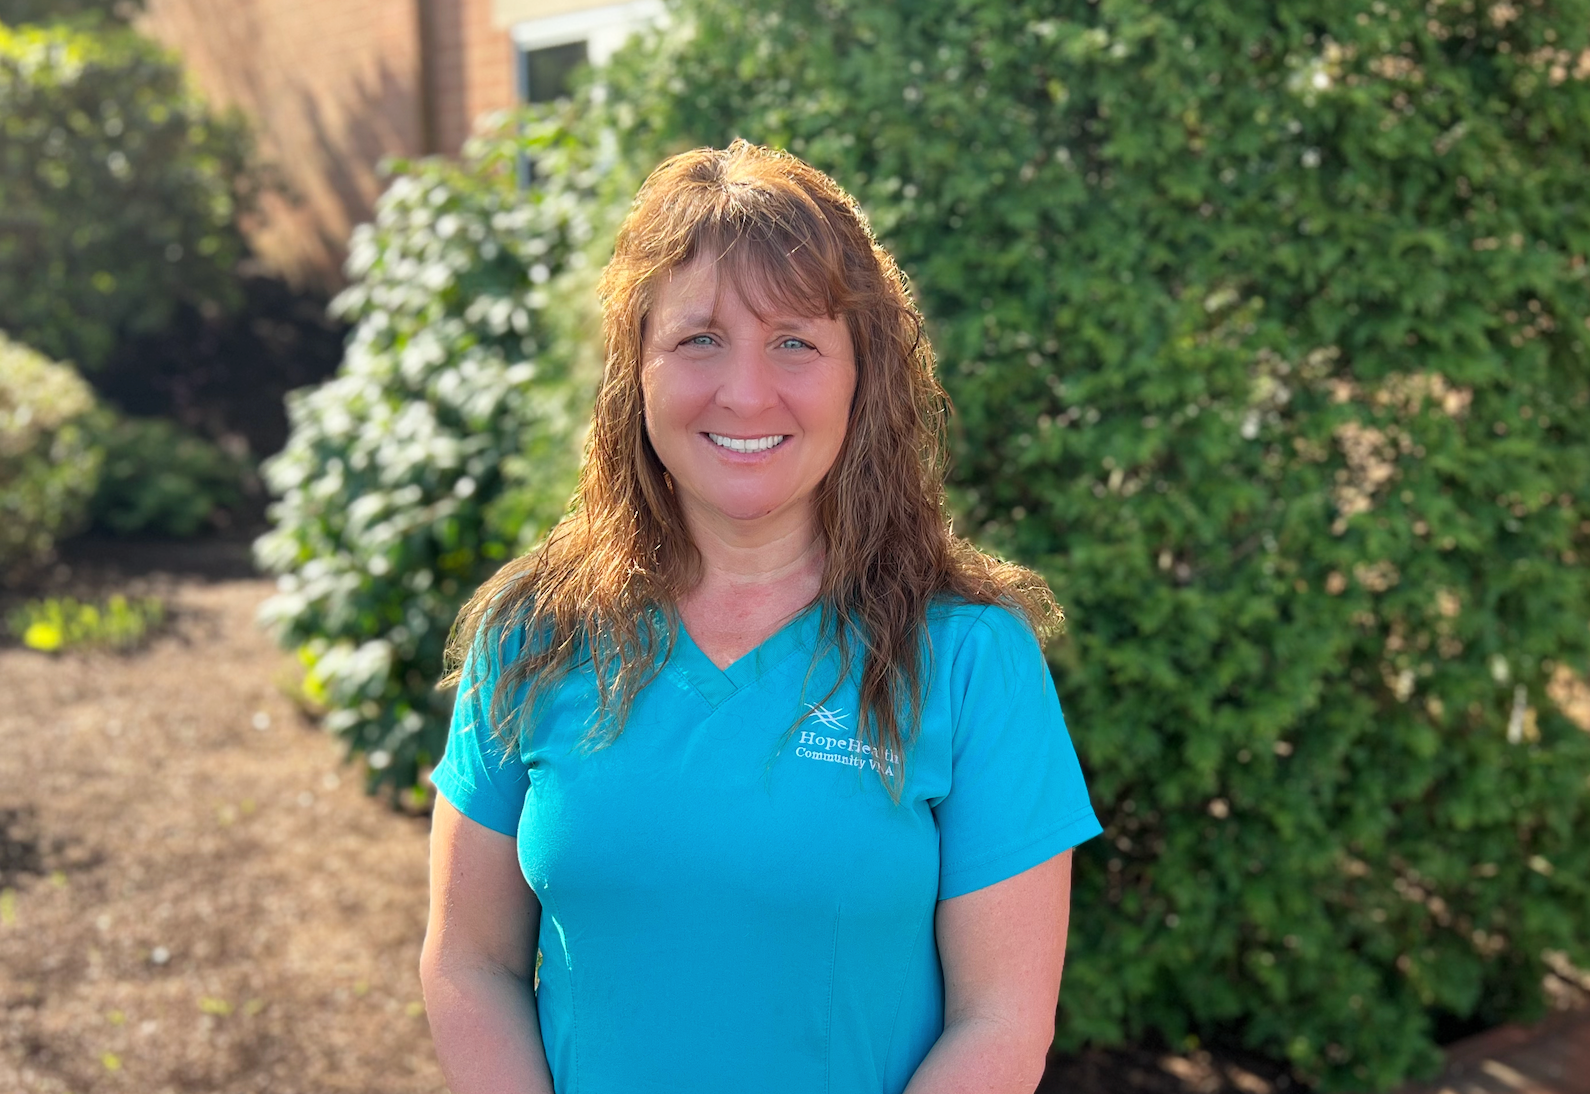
[0,538,1582,1094]
[0,546,442,1094]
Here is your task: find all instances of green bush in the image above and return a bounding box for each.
[253,114,611,793]
[0,18,249,369]
[89,415,247,537]
[7,593,164,652]
[0,333,237,570]
[0,333,103,577]
[590,0,1590,1087]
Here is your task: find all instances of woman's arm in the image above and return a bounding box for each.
[903,849,1074,1094]
[420,796,555,1094]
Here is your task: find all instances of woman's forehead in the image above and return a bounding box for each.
[649,256,838,327]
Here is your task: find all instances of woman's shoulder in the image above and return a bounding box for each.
[924,594,1042,653]
[459,612,547,688]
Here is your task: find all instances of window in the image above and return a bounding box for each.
[518,40,588,104]
[509,0,666,104]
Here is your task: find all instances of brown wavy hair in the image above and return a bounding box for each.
[443,139,1060,796]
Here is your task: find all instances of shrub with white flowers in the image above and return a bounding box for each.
[254,116,619,793]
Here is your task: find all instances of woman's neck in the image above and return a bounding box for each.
[676,508,825,668]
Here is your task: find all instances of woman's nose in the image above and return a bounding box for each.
[713,346,780,415]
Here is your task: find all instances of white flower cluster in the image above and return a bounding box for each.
[252,117,618,786]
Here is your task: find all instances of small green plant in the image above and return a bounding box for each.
[7,593,165,652]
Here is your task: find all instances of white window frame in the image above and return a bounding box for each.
[509,0,666,70]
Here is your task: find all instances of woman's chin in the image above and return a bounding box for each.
[688,493,815,531]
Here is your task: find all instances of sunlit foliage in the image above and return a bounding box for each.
[254,117,615,794]
[6,593,165,652]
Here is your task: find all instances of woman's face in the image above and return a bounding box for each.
[640,258,857,536]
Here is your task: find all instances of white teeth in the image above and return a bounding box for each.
[707,433,786,453]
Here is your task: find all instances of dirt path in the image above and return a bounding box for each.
[0,575,446,1094]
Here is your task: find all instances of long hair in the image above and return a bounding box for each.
[443,140,1060,796]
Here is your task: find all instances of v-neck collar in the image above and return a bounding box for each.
[666,603,824,708]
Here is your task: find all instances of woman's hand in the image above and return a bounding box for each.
[903,850,1074,1094]
[420,797,555,1094]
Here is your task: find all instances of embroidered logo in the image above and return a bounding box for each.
[806,703,848,731]
[794,704,899,777]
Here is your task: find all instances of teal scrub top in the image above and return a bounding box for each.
[431,599,1101,1094]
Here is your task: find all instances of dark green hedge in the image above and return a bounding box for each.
[89,415,247,537]
[591,0,1590,1087]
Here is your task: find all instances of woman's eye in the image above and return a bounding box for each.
[684,334,716,347]
[778,337,814,350]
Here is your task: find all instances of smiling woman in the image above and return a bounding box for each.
[419,141,1102,1094]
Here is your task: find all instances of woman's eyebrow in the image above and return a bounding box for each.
[653,309,718,335]
[651,308,832,337]
[766,315,829,333]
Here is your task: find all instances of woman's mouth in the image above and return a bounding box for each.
[706,433,788,453]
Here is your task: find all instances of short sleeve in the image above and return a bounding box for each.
[934,607,1102,900]
[429,629,530,837]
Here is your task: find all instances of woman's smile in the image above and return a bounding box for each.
[704,432,789,454]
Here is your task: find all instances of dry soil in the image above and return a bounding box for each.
[0,563,445,1094]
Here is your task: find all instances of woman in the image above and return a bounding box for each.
[421,140,1101,1094]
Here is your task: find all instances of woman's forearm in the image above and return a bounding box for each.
[902,1014,1050,1094]
[422,956,555,1094]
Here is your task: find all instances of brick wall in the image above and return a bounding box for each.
[431,0,517,156]
[139,0,516,289]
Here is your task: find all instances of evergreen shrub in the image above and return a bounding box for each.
[593,0,1590,1087]
[0,18,249,369]
[254,117,613,793]
[0,333,102,577]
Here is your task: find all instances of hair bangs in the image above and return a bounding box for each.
[684,206,852,325]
